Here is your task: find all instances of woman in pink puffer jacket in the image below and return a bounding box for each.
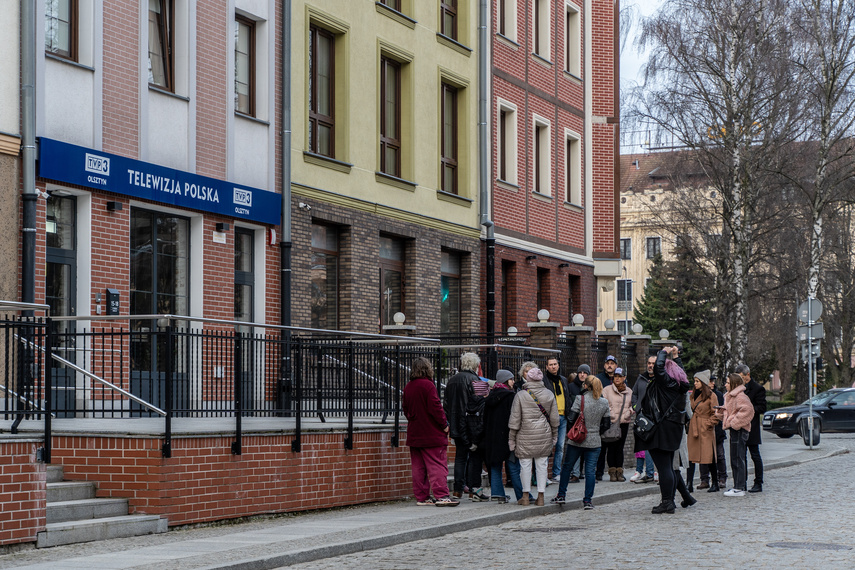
[715,373,754,497]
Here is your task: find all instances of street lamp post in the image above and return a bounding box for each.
[622,265,630,335]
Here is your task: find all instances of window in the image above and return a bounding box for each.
[380,236,405,330]
[565,3,580,76]
[565,131,580,203]
[501,260,515,331]
[311,224,339,329]
[441,251,461,334]
[536,267,550,312]
[148,0,174,91]
[380,0,401,10]
[235,16,255,116]
[441,83,458,194]
[620,238,631,260]
[617,279,632,312]
[234,228,254,324]
[646,236,661,259]
[440,0,458,40]
[617,320,633,335]
[309,26,335,157]
[498,0,517,41]
[498,103,518,184]
[534,118,551,196]
[45,0,77,60]
[567,273,580,321]
[533,0,550,59]
[380,57,402,177]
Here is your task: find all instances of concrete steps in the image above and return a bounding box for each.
[38,465,167,548]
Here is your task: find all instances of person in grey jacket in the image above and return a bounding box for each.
[552,376,611,510]
[508,366,559,506]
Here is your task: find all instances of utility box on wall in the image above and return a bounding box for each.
[106,288,120,315]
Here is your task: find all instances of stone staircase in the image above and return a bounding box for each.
[38,465,168,548]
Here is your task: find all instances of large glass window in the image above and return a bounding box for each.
[646,236,661,259]
[309,25,335,157]
[234,228,254,324]
[537,267,550,312]
[311,224,339,330]
[440,0,458,40]
[380,57,401,177]
[379,236,404,330]
[148,0,174,91]
[620,238,632,260]
[617,279,632,312]
[131,209,189,318]
[45,0,76,60]
[235,16,255,116]
[441,83,458,194]
[441,251,461,334]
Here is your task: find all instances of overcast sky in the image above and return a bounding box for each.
[620,0,664,90]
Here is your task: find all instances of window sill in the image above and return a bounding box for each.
[563,70,583,84]
[148,85,190,102]
[495,179,519,192]
[532,53,553,68]
[531,191,553,203]
[304,152,353,174]
[45,52,94,71]
[236,112,270,126]
[375,2,417,28]
[495,33,519,49]
[436,33,473,57]
[436,189,472,207]
[563,201,583,213]
[375,171,417,191]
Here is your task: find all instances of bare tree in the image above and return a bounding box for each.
[630,0,798,376]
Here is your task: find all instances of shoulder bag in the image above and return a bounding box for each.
[567,395,588,443]
[602,392,626,443]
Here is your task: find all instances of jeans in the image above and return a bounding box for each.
[490,453,523,500]
[453,438,484,492]
[557,445,601,502]
[551,415,567,479]
[635,452,654,476]
[409,446,450,501]
[729,428,749,491]
[701,439,728,484]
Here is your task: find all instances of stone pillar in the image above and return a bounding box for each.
[624,334,651,384]
[562,325,594,370]
[528,321,560,352]
[382,324,415,337]
[596,331,622,374]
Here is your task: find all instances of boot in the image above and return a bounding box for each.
[651,500,676,514]
[681,495,697,508]
[708,481,720,493]
[608,467,618,482]
[616,468,626,482]
[535,492,545,506]
[518,494,530,506]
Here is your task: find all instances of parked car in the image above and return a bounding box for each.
[763,388,855,446]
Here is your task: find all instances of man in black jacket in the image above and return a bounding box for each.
[738,364,767,492]
[443,352,486,499]
[544,356,571,483]
[630,355,656,483]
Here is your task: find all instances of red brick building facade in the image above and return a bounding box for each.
[488,0,620,332]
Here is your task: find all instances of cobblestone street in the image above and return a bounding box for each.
[289,435,855,569]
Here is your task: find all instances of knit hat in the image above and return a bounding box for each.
[577,364,591,375]
[526,367,544,382]
[496,369,514,384]
[694,369,712,387]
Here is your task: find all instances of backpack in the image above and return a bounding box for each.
[464,393,487,445]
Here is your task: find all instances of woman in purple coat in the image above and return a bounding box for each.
[402,357,460,506]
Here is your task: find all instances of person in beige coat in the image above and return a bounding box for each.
[686,370,721,492]
[508,366,559,506]
[602,368,633,481]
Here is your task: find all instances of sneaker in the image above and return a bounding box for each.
[435,496,460,507]
[491,494,511,503]
[569,475,580,484]
[551,495,566,504]
[635,475,652,484]
[723,489,746,497]
[629,471,642,483]
[545,478,554,486]
[452,491,463,499]
[469,489,489,502]
[416,498,436,506]
[583,501,594,510]
[653,472,659,483]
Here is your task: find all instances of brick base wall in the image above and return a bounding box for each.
[50,430,416,527]
[0,441,46,546]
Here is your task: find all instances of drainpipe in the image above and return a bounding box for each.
[281,0,299,450]
[21,0,37,307]
[479,0,496,372]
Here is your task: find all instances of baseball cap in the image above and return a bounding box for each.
[605,355,617,363]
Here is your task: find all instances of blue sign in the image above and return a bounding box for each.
[38,137,281,225]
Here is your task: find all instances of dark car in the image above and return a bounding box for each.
[763,388,855,445]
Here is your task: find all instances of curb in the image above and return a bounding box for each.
[200,446,849,570]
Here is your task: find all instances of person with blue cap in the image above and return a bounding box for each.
[594,355,617,480]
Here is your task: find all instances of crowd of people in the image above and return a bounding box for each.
[401,347,767,511]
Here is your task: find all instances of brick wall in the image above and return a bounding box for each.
[0,441,45,546]
[50,430,416,527]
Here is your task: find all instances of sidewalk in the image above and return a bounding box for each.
[0,435,846,570]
